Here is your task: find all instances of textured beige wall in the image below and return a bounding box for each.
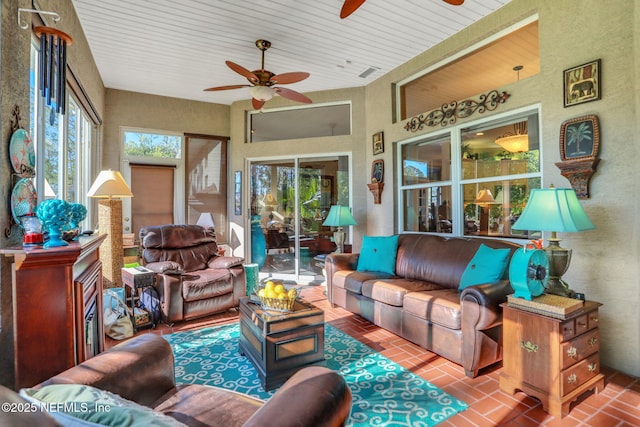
[103,89,230,170]
[364,0,640,376]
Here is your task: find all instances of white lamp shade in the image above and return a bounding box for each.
[87,170,133,198]
[196,212,215,229]
[249,86,274,101]
[474,189,495,204]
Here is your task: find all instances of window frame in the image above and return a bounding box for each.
[397,105,543,240]
[29,34,99,231]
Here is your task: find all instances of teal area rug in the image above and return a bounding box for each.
[164,323,468,426]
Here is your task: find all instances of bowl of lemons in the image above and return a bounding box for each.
[255,280,298,312]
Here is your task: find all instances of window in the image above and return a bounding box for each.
[396,19,539,121]
[399,108,541,239]
[123,130,181,159]
[248,102,351,142]
[29,37,97,225]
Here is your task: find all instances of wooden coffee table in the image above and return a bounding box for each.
[238,296,325,390]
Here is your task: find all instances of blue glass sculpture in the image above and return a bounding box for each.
[36,199,70,248]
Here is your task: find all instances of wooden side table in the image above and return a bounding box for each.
[500,300,605,418]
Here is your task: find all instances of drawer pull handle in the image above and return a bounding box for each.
[577,321,587,327]
[567,374,577,384]
[567,347,577,358]
[589,337,598,346]
[564,327,574,335]
[588,363,597,372]
[590,316,599,323]
[521,340,538,353]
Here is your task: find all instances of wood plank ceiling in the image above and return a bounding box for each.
[71,0,515,106]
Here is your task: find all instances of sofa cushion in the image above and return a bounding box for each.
[356,235,399,275]
[459,244,511,290]
[182,269,233,302]
[153,384,262,427]
[403,289,462,329]
[363,278,442,307]
[341,270,396,295]
[21,384,186,427]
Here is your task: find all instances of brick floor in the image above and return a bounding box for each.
[109,285,640,427]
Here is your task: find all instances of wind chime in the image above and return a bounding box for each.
[34,25,73,118]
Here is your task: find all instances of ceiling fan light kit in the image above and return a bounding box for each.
[204,39,311,109]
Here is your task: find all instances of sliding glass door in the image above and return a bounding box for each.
[249,155,350,283]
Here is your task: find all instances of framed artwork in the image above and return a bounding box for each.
[371,159,384,183]
[563,59,601,107]
[372,131,384,155]
[320,175,334,208]
[559,115,600,161]
[234,171,242,215]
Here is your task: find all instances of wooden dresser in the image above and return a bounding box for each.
[500,301,605,418]
[1,234,106,389]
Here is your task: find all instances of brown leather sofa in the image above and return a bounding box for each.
[0,334,352,426]
[140,224,246,323]
[326,233,520,377]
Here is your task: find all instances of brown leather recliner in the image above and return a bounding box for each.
[139,224,246,323]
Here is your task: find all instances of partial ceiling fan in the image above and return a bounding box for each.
[341,0,464,19]
[204,39,311,110]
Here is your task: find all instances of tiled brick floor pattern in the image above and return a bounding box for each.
[110,285,640,426]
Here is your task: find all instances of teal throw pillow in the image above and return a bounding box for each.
[20,384,186,427]
[356,235,399,275]
[459,244,511,290]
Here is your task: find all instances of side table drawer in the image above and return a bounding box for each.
[561,352,600,396]
[561,329,600,369]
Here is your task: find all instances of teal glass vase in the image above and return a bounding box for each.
[250,215,266,269]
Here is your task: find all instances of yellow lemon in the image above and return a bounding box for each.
[258,289,266,298]
[287,289,297,300]
[274,284,285,294]
[264,281,275,292]
[277,293,287,300]
[266,290,277,299]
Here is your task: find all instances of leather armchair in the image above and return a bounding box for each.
[139,224,246,323]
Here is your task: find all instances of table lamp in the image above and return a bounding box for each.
[512,187,595,296]
[196,212,215,230]
[322,205,357,253]
[88,170,134,287]
[474,189,495,234]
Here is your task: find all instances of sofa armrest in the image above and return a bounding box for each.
[325,253,359,305]
[460,280,513,377]
[144,261,184,275]
[36,334,176,408]
[461,280,512,330]
[243,366,351,427]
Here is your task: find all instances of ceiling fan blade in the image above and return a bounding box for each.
[270,72,310,85]
[340,0,367,18]
[252,98,266,110]
[274,87,312,104]
[443,0,464,5]
[225,61,258,83]
[203,84,250,92]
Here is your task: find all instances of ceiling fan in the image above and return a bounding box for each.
[341,0,464,19]
[204,39,312,110]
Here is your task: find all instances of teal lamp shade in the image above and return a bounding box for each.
[512,187,594,297]
[512,188,594,233]
[322,205,357,228]
[322,205,357,253]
